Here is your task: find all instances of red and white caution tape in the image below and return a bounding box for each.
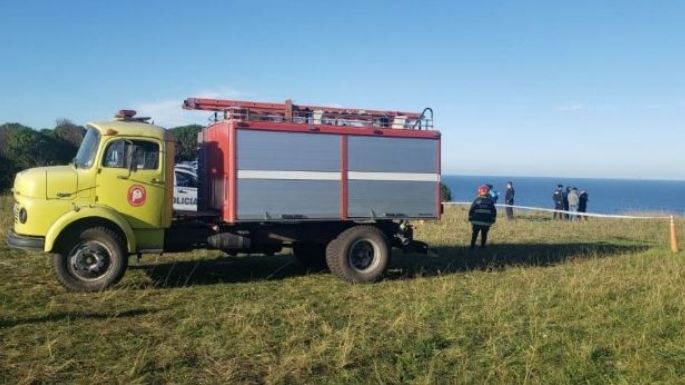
[444,201,673,220]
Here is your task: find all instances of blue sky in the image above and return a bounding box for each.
[1,0,684,180]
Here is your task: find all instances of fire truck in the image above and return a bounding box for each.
[7,98,442,291]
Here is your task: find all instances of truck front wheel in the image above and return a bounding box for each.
[52,227,128,292]
[325,226,390,283]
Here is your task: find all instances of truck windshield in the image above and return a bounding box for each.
[74,127,101,169]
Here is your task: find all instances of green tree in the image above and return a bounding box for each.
[0,154,12,190]
[440,182,452,202]
[0,123,40,170]
[0,122,77,190]
[169,124,203,162]
[53,119,86,147]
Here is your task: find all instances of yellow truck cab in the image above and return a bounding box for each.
[7,110,175,291]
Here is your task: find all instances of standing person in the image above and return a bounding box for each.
[469,185,497,249]
[563,186,571,219]
[553,184,565,220]
[578,189,589,220]
[567,187,580,220]
[504,181,515,220]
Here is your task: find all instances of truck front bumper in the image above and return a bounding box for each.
[6,229,45,251]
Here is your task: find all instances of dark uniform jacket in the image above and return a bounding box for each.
[578,191,588,211]
[505,188,515,205]
[552,188,564,206]
[469,196,497,227]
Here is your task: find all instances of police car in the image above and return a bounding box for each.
[174,163,198,212]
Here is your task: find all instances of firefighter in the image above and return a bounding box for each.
[469,185,497,249]
[552,184,564,220]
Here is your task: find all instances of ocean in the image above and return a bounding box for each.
[443,175,685,216]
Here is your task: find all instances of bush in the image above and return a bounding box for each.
[440,182,452,202]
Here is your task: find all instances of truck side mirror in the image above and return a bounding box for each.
[117,140,137,180]
[117,140,138,179]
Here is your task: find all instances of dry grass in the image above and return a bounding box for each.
[1,195,684,384]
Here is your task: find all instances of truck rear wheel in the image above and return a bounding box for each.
[325,226,390,283]
[52,227,128,292]
[293,242,328,271]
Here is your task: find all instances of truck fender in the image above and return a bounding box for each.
[44,206,137,253]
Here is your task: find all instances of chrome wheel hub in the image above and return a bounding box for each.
[68,241,111,280]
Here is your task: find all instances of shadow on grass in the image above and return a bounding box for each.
[131,242,648,288]
[0,308,155,329]
[385,242,649,279]
[131,254,308,288]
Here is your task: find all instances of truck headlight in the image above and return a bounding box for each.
[19,208,27,224]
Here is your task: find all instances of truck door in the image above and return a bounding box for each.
[97,138,167,228]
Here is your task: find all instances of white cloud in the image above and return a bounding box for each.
[555,102,586,112]
[134,87,242,128]
[193,86,242,99]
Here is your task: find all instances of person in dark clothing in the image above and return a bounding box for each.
[504,181,515,220]
[563,186,571,219]
[552,184,564,220]
[578,190,589,220]
[469,185,497,249]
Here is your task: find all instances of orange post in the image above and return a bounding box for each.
[671,216,679,253]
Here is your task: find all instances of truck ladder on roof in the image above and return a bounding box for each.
[183,97,433,130]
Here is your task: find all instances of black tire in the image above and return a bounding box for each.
[325,226,390,283]
[51,226,128,292]
[293,242,328,271]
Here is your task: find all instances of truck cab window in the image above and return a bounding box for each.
[133,141,160,170]
[73,127,100,169]
[103,139,160,170]
[103,140,126,168]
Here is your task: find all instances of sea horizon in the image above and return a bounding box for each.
[442,175,685,216]
[443,174,685,183]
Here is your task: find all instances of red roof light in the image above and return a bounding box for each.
[115,109,137,119]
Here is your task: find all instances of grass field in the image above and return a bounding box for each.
[1,194,684,384]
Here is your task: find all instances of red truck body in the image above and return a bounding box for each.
[194,101,442,224]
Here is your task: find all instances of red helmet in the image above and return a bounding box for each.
[478,185,490,196]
